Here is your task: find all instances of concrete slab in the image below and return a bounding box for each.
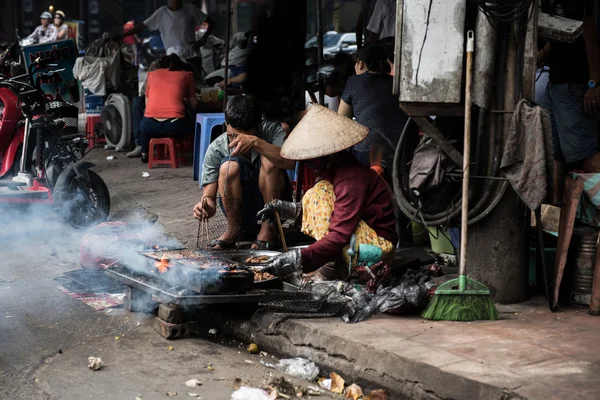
[91,149,600,399]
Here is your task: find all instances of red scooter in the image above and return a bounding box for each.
[0,40,110,227]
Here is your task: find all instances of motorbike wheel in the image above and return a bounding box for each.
[58,170,110,229]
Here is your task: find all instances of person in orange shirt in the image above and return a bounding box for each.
[140,54,197,163]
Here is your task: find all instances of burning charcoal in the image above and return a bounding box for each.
[87,357,103,371]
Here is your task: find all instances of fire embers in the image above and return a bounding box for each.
[155,258,171,274]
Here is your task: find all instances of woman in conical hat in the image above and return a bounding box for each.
[257,105,398,282]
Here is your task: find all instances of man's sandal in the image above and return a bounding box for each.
[209,239,237,250]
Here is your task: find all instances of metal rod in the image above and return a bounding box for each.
[316,0,324,105]
[222,0,232,110]
[447,173,508,181]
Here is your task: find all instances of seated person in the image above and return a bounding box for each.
[139,54,197,162]
[338,44,407,177]
[258,106,398,282]
[193,95,295,250]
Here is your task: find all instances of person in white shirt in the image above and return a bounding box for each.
[367,0,397,42]
[27,12,58,44]
[117,0,215,73]
[53,11,69,40]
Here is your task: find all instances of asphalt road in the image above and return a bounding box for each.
[0,206,313,400]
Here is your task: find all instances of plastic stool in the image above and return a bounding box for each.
[194,113,225,182]
[148,138,185,169]
[85,114,105,149]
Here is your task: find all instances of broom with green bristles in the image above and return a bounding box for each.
[422,31,498,322]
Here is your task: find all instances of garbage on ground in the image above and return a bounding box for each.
[185,379,202,388]
[317,379,331,391]
[187,394,199,398]
[329,372,345,394]
[343,269,436,323]
[167,346,174,351]
[233,378,244,390]
[230,386,271,400]
[344,383,364,399]
[106,156,115,161]
[269,377,296,398]
[262,358,319,381]
[208,328,218,335]
[364,389,388,400]
[142,172,150,178]
[247,343,260,354]
[244,359,255,364]
[167,391,177,397]
[306,385,322,396]
[87,356,103,371]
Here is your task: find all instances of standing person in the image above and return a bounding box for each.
[338,44,407,176]
[116,0,215,75]
[366,0,397,43]
[27,12,58,44]
[540,0,600,203]
[122,20,140,65]
[356,0,377,48]
[53,10,69,40]
[139,54,197,163]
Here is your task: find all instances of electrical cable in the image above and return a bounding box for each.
[469,0,533,28]
[392,20,520,227]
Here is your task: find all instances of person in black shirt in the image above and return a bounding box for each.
[540,0,600,202]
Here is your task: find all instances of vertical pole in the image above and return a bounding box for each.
[459,31,474,291]
[223,0,232,112]
[316,0,324,105]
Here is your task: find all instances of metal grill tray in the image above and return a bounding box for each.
[259,290,326,312]
[105,267,265,306]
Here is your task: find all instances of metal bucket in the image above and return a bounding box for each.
[566,227,599,306]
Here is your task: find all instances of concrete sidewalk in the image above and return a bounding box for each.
[90,149,600,400]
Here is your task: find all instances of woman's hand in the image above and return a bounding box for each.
[257,200,301,222]
[263,249,303,279]
[193,197,217,220]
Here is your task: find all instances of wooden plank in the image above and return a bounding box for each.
[399,0,466,103]
[538,11,583,43]
[522,0,540,102]
[393,0,404,96]
[412,117,463,168]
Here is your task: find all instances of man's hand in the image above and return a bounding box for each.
[584,87,600,113]
[263,249,303,279]
[217,80,226,89]
[257,200,301,223]
[193,197,217,220]
[228,133,257,157]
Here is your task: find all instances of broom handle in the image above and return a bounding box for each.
[459,31,475,283]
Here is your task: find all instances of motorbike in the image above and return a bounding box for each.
[138,33,165,72]
[0,40,110,227]
[204,32,251,87]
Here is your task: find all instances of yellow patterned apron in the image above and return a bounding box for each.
[301,180,395,266]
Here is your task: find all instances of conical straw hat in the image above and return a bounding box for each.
[281,104,369,160]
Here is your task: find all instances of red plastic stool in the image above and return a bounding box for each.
[148,138,186,169]
[85,115,105,149]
